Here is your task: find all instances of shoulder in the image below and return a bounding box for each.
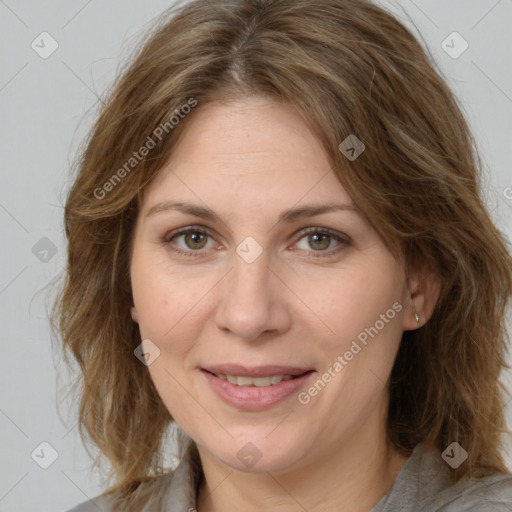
[417,442,512,511]
[374,443,512,512]
[63,472,175,512]
[63,447,200,512]
[65,492,115,512]
[425,472,512,511]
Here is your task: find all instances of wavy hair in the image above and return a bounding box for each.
[51,0,512,506]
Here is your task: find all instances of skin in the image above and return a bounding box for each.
[129,96,440,512]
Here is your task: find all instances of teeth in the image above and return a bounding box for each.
[237,376,254,386]
[218,374,295,387]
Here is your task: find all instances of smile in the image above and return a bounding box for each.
[201,367,316,411]
[212,373,296,387]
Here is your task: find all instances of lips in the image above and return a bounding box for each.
[200,364,316,411]
[202,364,313,378]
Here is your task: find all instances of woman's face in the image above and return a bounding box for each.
[130,96,419,474]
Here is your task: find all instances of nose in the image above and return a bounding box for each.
[214,250,292,342]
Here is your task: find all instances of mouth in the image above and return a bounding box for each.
[202,364,314,385]
[203,370,310,387]
[200,365,316,410]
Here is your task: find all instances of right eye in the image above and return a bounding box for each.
[162,226,219,257]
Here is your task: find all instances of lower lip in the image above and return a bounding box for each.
[201,370,315,411]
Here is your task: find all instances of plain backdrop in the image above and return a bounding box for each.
[0,1,511,511]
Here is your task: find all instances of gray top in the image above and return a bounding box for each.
[66,443,512,512]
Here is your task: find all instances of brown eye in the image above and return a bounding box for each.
[307,233,331,251]
[163,227,216,256]
[183,231,208,250]
[294,228,351,258]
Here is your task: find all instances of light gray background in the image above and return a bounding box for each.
[0,1,511,511]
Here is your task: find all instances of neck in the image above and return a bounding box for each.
[196,421,410,512]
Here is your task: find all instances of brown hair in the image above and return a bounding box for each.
[51,0,512,505]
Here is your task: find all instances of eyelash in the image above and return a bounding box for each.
[161,225,351,259]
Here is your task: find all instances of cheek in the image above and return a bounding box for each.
[130,248,209,340]
[309,259,405,424]
[294,256,404,350]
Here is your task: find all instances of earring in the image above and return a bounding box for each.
[409,290,420,324]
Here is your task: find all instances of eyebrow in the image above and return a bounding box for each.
[144,201,359,224]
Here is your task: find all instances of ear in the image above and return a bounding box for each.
[130,305,139,324]
[403,268,441,331]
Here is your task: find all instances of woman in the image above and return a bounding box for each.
[53,0,512,511]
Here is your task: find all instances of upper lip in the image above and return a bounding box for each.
[202,364,314,378]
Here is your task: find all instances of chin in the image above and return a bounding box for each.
[206,431,311,474]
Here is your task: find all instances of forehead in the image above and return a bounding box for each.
[141,97,354,211]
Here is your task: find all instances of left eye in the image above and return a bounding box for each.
[295,230,343,252]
